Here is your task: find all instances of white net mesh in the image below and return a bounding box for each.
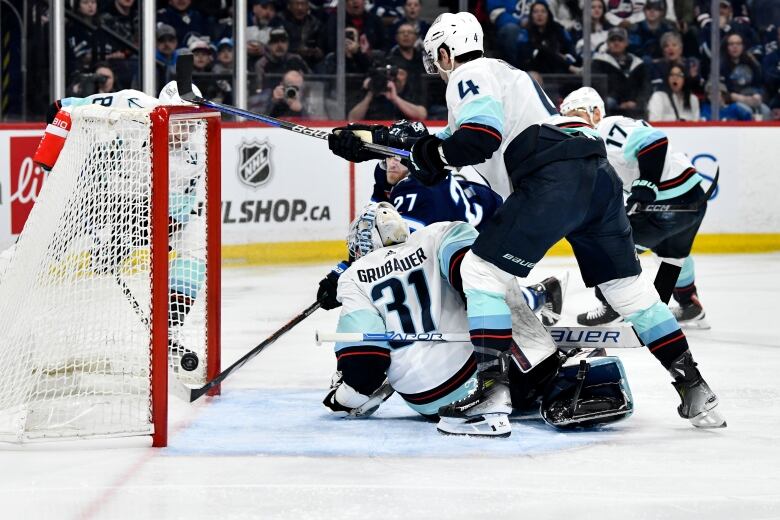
[0,105,213,443]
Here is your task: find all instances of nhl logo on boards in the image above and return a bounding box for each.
[237,139,272,188]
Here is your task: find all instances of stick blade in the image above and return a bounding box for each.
[175,52,197,102]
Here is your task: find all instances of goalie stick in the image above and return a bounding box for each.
[175,53,409,159]
[316,325,643,349]
[181,301,322,402]
[630,167,719,214]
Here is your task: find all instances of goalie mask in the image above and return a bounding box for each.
[159,80,203,105]
[347,202,409,260]
[541,356,633,429]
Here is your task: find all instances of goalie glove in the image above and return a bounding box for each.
[323,372,394,418]
[328,123,390,163]
[317,260,350,310]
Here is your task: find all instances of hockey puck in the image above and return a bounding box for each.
[181,352,199,371]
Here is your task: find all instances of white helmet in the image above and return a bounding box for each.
[347,202,409,260]
[158,80,203,105]
[560,87,605,119]
[423,12,483,76]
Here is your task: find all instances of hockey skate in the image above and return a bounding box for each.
[437,370,512,437]
[534,274,568,327]
[672,295,710,330]
[669,351,726,428]
[577,301,623,326]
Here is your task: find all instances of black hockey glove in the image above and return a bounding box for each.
[408,134,448,186]
[626,179,658,212]
[317,260,350,310]
[328,124,390,163]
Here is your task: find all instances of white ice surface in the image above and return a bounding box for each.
[2,253,780,520]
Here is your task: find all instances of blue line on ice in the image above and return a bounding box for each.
[166,389,619,457]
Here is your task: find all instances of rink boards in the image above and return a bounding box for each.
[1,121,778,261]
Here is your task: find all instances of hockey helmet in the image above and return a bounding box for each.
[347,202,409,260]
[541,356,633,429]
[423,12,483,75]
[159,80,203,105]
[560,87,605,121]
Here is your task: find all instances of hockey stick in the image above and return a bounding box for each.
[175,53,410,159]
[185,301,322,402]
[115,274,200,371]
[631,167,719,214]
[316,325,642,349]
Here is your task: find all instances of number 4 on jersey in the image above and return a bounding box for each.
[458,80,480,99]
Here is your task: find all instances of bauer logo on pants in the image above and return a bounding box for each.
[237,139,272,188]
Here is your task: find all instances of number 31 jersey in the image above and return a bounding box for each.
[335,222,477,400]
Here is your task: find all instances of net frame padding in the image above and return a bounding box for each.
[0,105,221,447]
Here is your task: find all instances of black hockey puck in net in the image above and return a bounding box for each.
[181,352,199,372]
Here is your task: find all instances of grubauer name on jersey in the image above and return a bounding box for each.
[371,165,502,233]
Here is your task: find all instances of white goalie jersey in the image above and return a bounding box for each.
[335,222,478,414]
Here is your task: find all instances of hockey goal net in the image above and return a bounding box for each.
[0,105,221,447]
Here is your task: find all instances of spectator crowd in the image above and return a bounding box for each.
[62,0,780,121]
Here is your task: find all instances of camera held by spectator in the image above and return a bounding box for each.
[348,58,427,121]
[69,62,116,96]
[269,70,308,118]
[367,64,399,96]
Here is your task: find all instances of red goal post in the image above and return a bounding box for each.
[150,106,222,447]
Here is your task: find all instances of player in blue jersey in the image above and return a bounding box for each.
[327,13,725,430]
[318,120,565,327]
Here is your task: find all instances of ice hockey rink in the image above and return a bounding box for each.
[2,252,779,520]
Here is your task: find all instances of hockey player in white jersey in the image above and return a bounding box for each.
[324,202,634,436]
[560,87,710,329]
[327,12,724,428]
[25,81,208,372]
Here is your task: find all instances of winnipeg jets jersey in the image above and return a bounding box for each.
[371,166,503,233]
[335,222,477,407]
[596,116,702,200]
[439,58,558,198]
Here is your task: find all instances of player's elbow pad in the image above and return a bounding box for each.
[636,137,668,185]
[441,123,502,167]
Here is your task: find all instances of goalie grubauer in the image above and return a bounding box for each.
[0,81,207,372]
[324,202,634,436]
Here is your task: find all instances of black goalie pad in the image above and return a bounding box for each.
[541,356,633,429]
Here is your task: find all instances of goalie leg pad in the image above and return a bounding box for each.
[541,356,633,429]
